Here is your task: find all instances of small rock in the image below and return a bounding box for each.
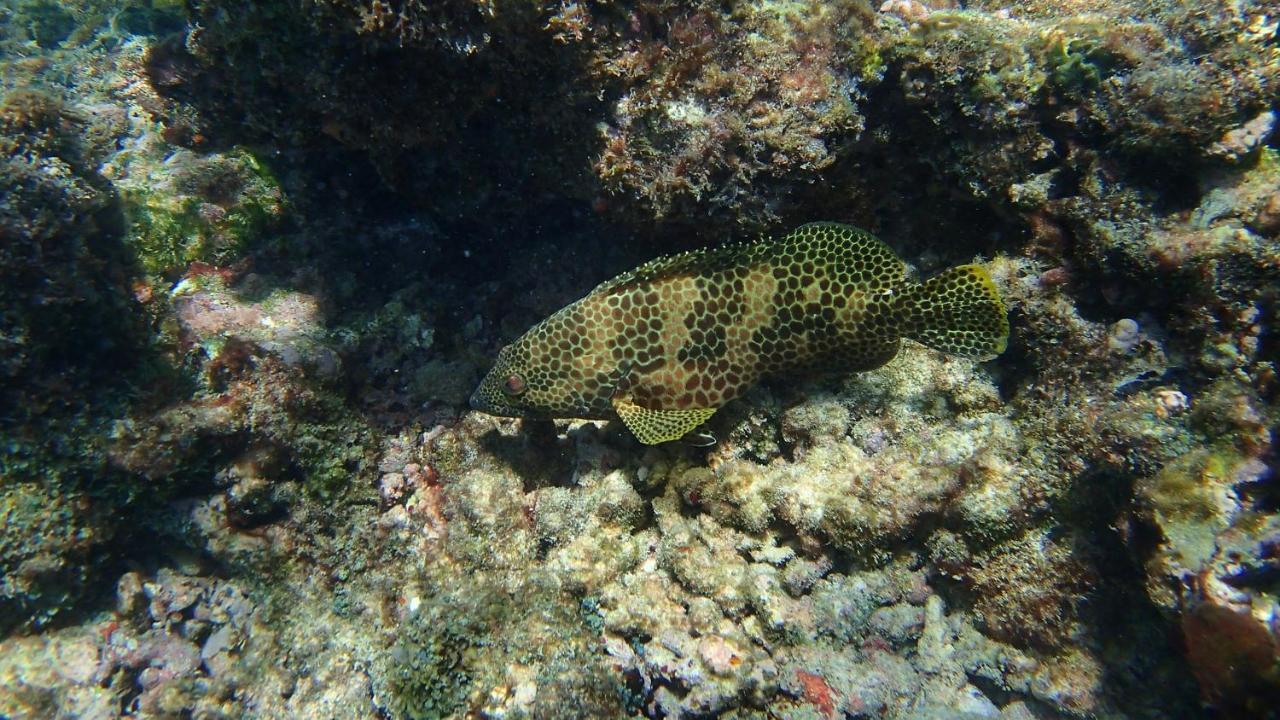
[378,438,415,474]
[1107,318,1141,353]
[377,504,411,532]
[226,474,286,527]
[180,619,209,643]
[868,603,926,645]
[134,632,201,689]
[1252,192,1280,235]
[697,635,742,676]
[116,571,145,619]
[917,595,950,673]
[204,582,253,626]
[51,632,102,685]
[783,556,833,596]
[201,623,239,677]
[380,472,409,504]
[999,700,1040,720]
[880,0,931,23]
[903,573,931,606]
[1154,388,1189,418]
[145,570,205,623]
[1206,110,1276,163]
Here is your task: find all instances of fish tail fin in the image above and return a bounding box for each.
[901,264,1009,360]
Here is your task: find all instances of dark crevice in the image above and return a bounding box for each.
[1065,468,1206,718]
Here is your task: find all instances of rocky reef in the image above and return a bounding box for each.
[1,1,1277,718]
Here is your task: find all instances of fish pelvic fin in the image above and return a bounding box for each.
[902,264,1009,360]
[612,396,717,445]
[681,430,718,448]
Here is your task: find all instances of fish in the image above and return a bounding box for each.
[470,222,1008,445]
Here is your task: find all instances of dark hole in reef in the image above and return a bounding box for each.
[144,33,201,92]
[117,4,187,38]
[967,673,1015,708]
[1068,248,1160,324]
[620,667,647,715]
[1063,468,1205,716]
[22,0,75,48]
[1220,558,1280,593]
[1118,154,1206,214]
[1241,443,1280,514]
[990,306,1033,404]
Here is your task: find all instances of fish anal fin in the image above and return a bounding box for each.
[612,396,717,445]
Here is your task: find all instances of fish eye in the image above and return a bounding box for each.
[503,373,527,396]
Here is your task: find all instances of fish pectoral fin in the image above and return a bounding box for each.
[611,397,717,445]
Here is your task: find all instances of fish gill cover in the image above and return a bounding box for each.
[0,1,1277,719]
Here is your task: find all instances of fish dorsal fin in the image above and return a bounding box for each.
[590,222,904,297]
[611,396,717,445]
[590,241,762,296]
[787,222,908,285]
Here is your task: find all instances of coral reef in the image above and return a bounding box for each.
[583,0,880,225]
[0,482,114,635]
[0,83,137,423]
[1,0,1278,718]
[0,76,141,637]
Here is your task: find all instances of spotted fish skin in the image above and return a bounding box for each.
[471,222,1008,444]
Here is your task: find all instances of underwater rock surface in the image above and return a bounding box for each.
[0,1,1277,718]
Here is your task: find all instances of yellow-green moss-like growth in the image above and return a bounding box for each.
[1140,444,1242,567]
[1136,440,1260,612]
[121,147,285,278]
[384,609,476,720]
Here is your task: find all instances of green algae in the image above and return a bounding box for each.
[381,568,628,719]
[384,609,476,720]
[121,147,285,279]
[0,482,106,634]
[292,416,377,500]
[1139,442,1247,570]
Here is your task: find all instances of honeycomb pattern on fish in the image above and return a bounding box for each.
[899,265,1009,359]
[472,222,1008,444]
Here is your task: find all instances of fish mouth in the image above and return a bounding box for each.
[469,390,495,414]
[469,389,523,418]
